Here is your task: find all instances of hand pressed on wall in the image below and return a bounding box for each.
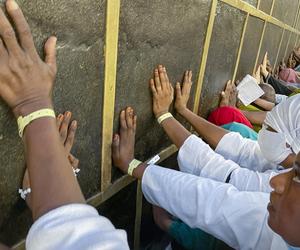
[149,65,174,118]
[0,0,57,117]
[175,70,192,114]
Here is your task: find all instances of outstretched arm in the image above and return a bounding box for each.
[0,0,84,220]
[149,65,191,148]
[241,110,267,126]
[253,98,275,111]
[174,71,228,149]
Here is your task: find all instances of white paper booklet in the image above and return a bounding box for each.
[237,74,264,106]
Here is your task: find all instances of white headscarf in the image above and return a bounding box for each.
[264,94,300,154]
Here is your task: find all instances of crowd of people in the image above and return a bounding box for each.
[0,0,299,249]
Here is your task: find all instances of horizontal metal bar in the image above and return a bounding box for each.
[220,0,300,35]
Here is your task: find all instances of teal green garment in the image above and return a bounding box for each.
[294,65,300,72]
[168,219,232,250]
[221,122,258,141]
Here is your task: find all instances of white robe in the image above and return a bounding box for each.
[178,133,283,193]
[141,165,287,250]
[264,94,300,154]
[26,204,129,250]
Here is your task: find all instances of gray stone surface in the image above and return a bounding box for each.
[259,0,273,14]
[236,16,264,81]
[0,0,299,247]
[199,2,245,117]
[286,33,298,57]
[272,0,299,26]
[0,0,106,245]
[244,0,258,6]
[114,0,210,181]
[277,31,291,64]
[258,23,283,67]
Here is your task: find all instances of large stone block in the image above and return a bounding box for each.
[199,2,246,117]
[272,0,299,26]
[258,23,283,67]
[236,16,265,80]
[113,0,210,182]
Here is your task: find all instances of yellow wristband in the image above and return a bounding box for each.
[127,159,142,176]
[157,112,173,125]
[17,108,56,138]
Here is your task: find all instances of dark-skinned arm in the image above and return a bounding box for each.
[0,0,85,220]
[174,71,228,149]
[253,98,275,111]
[149,65,191,148]
[178,108,228,149]
[241,110,267,126]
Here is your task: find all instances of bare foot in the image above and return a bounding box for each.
[175,70,192,114]
[21,112,79,209]
[112,107,137,173]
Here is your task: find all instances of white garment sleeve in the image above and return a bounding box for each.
[215,132,278,172]
[142,165,286,250]
[178,134,277,192]
[26,204,129,250]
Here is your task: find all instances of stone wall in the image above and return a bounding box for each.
[0,0,298,247]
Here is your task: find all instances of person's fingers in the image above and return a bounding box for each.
[120,110,127,130]
[69,154,79,169]
[163,66,171,91]
[0,38,7,56]
[112,134,120,161]
[133,115,137,131]
[188,71,192,82]
[44,36,57,73]
[163,66,169,83]
[175,82,182,97]
[226,80,231,89]
[154,66,161,93]
[125,107,133,128]
[170,84,174,100]
[60,111,71,143]
[65,120,77,154]
[263,52,268,65]
[149,79,157,96]
[56,114,63,129]
[0,3,22,54]
[154,68,161,91]
[184,70,189,83]
[158,65,167,90]
[6,0,37,55]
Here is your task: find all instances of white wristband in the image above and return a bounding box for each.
[128,159,142,176]
[157,112,173,125]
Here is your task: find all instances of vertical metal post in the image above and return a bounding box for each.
[101,0,121,191]
[192,0,218,115]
